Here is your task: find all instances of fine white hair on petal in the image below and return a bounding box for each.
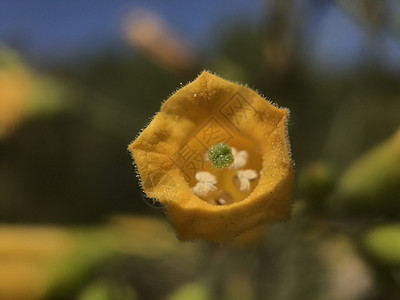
[236,169,258,191]
[195,171,217,184]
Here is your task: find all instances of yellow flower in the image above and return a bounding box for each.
[129,71,294,241]
[0,57,33,137]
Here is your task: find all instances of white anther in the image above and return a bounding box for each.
[194,182,217,197]
[216,198,226,205]
[194,171,217,197]
[195,171,216,184]
[230,147,248,169]
[235,169,258,191]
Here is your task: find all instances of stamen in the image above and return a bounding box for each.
[195,171,216,184]
[216,198,226,205]
[235,169,258,191]
[230,147,249,169]
[193,171,217,197]
[194,182,217,197]
[215,190,234,205]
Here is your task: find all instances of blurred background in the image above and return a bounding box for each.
[1,0,400,299]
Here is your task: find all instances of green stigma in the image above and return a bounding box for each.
[208,142,234,168]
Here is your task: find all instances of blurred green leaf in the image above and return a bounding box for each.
[78,280,137,300]
[298,161,335,210]
[166,283,211,300]
[363,224,400,267]
[329,127,400,215]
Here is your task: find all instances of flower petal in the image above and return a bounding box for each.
[129,71,294,241]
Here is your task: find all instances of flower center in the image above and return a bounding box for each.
[208,142,234,168]
[193,142,261,206]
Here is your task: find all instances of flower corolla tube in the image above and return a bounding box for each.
[129,71,294,241]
